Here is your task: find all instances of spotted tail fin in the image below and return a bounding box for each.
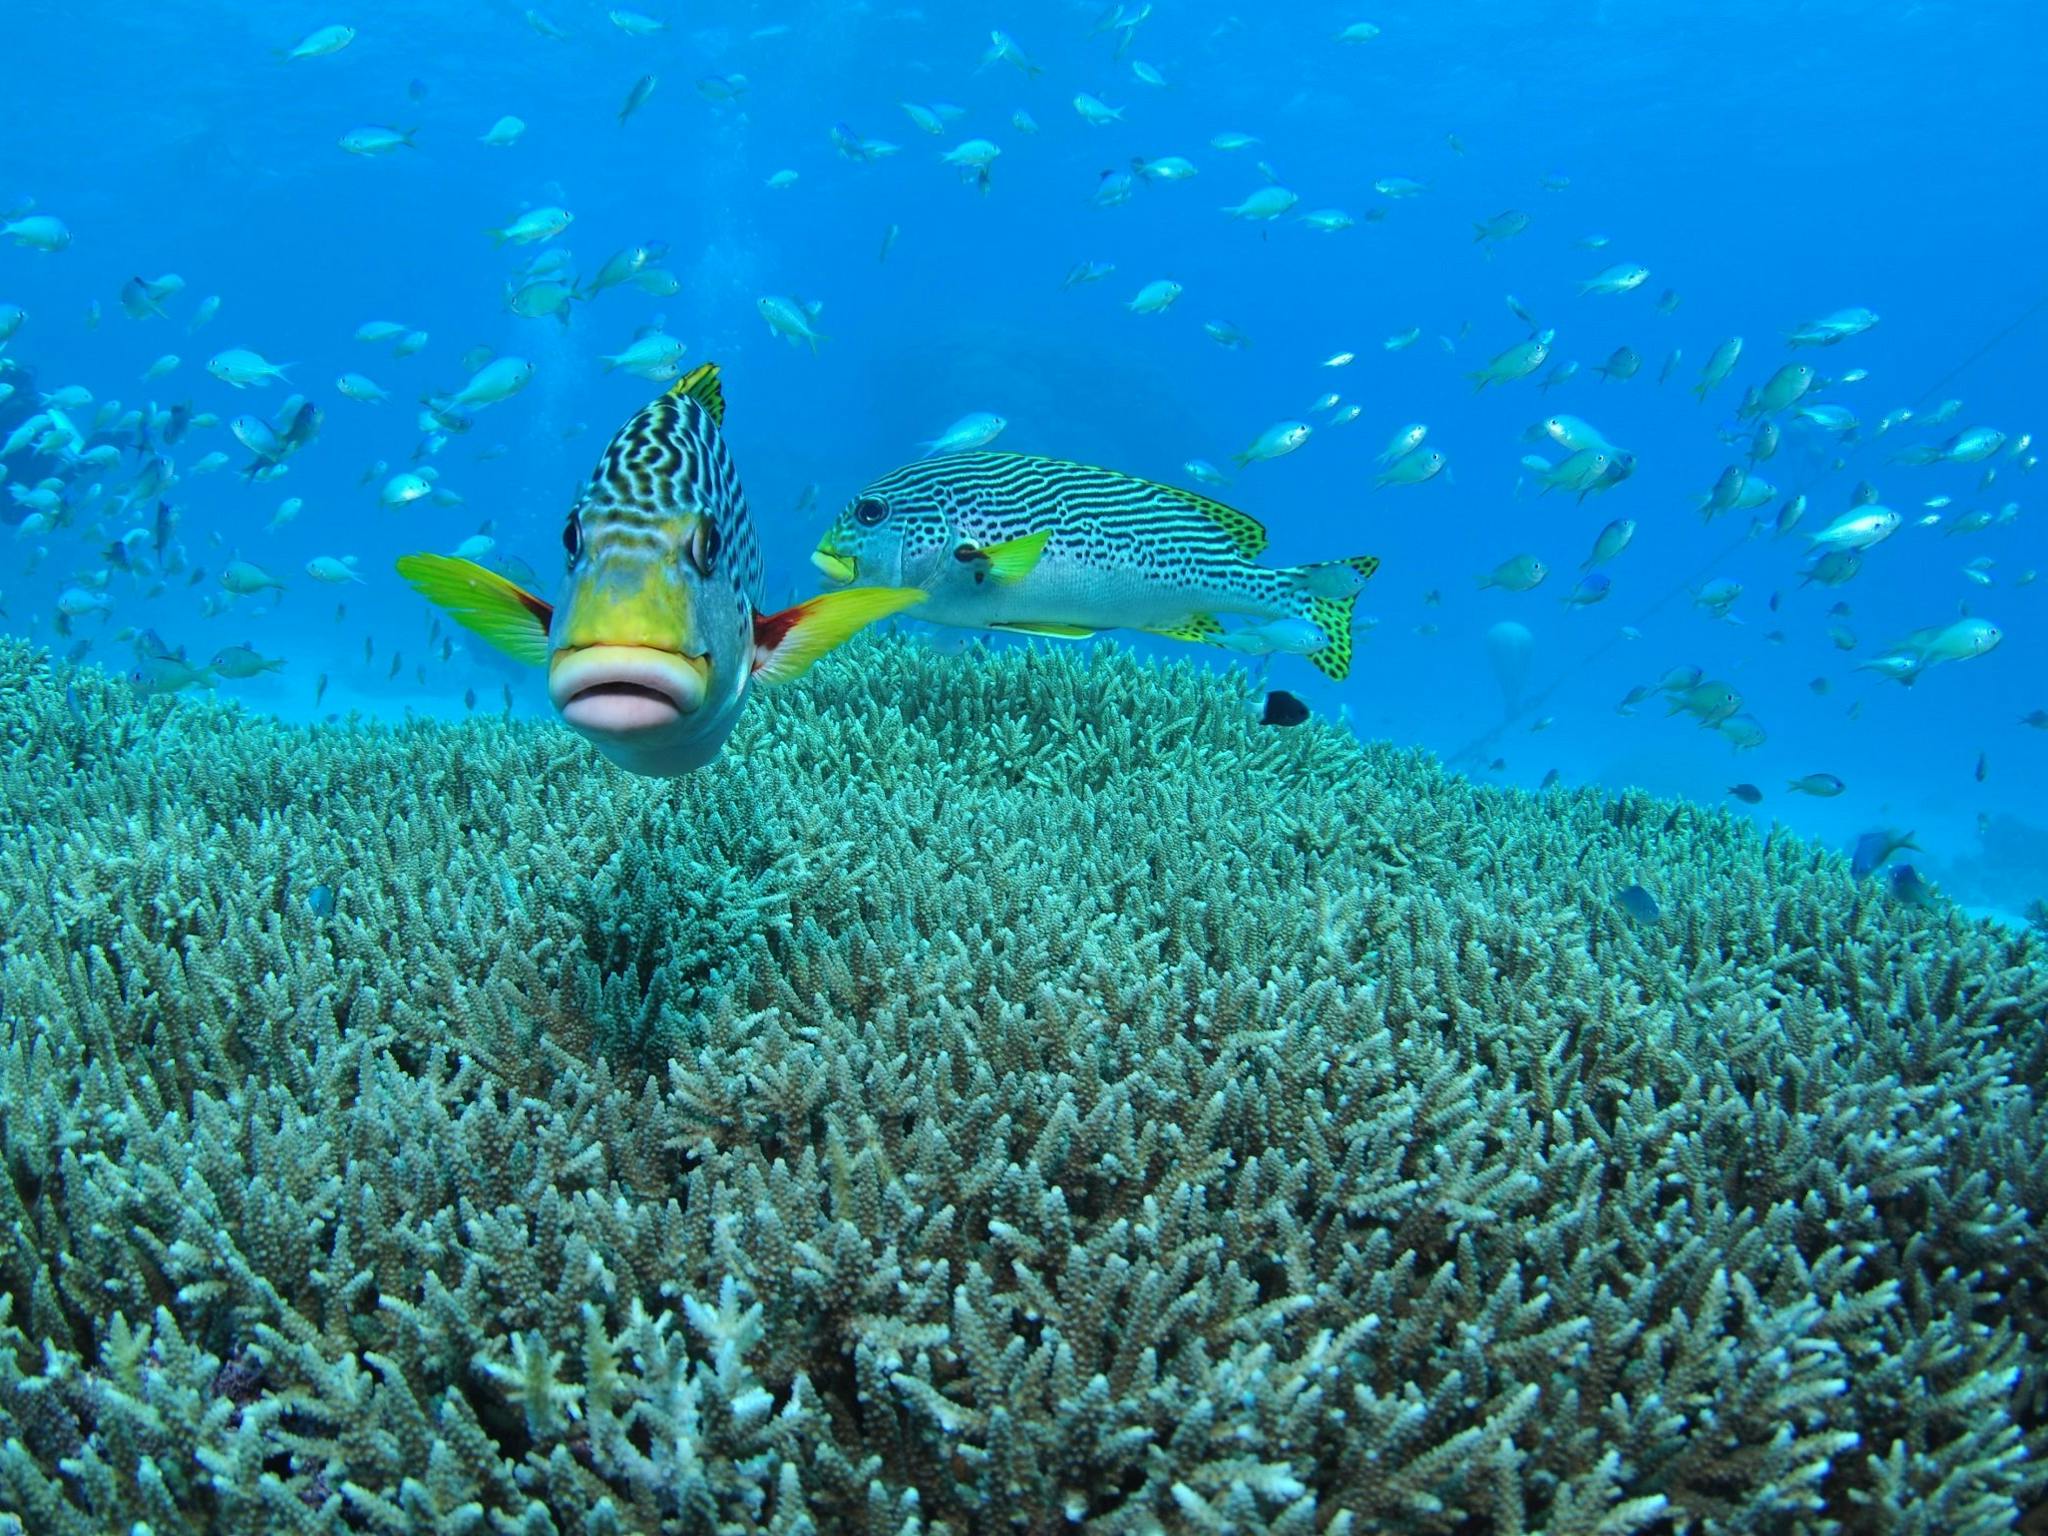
[1287,555,1379,681]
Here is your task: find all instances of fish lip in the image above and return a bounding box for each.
[811,549,857,583]
[549,645,709,734]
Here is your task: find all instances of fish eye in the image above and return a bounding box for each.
[687,516,721,574]
[853,495,890,527]
[562,514,582,563]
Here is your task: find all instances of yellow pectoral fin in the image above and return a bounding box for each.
[978,528,1052,584]
[395,553,553,665]
[988,620,1099,639]
[751,585,927,685]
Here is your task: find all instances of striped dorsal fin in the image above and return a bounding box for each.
[1155,485,1267,560]
[666,362,725,426]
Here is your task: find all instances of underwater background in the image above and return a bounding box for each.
[3,0,2048,1531]
[2,0,2045,915]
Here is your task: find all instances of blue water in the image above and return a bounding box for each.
[3,0,2043,919]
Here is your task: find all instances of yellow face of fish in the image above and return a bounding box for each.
[549,502,750,775]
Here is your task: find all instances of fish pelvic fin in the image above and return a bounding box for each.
[751,585,926,685]
[988,621,1099,639]
[1289,555,1379,681]
[395,554,553,665]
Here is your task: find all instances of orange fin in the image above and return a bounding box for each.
[395,554,552,665]
[751,586,926,685]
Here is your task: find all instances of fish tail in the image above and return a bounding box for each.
[1287,555,1379,682]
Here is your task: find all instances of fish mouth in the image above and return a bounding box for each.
[811,549,857,583]
[549,645,708,735]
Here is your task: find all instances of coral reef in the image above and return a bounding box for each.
[0,633,2043,1534]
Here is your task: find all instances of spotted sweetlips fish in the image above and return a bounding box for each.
[812,451,1378,679]
[399,364,924,776]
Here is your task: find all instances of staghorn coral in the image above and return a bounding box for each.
[0,631,2044,1535]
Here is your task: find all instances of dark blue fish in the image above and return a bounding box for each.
[1885,864,1937,909]
[1851,827,1918,879]
[1615,884,1661,924]
[1258,690,1309,728]
[274,399,323,455]
[1566,572,1611,607]
[1538,768,1561,790]
[1726,783,1762,804]
[306,883,337,917]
